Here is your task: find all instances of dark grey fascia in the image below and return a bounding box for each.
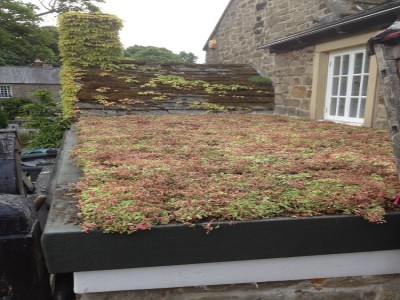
[259,3,400,53]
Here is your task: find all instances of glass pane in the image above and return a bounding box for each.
[340,77,347,96]
[330,98,337,116]
[352,76,361,96]
[349,98,359,118]
[338,98,346,116]
[342,55,350,75]
[354,53,363,74]
[362,75,368,96]
[359,98,366,119]
[364,55,370,73]
[331,77,339,95]
[333,56,341,75]
[326,49,370,121]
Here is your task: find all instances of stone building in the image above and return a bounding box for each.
[204,0,400,128]
[0,63,60,102]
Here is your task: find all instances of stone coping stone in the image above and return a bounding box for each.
[41,126,400,274]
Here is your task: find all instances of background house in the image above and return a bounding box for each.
[0,62,60,102]
[204,0,400,128]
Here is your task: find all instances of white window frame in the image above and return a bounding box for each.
[324,48,370,125]
[0,86,12,98]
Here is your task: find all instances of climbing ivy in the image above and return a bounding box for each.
[141,75,253,95]
[58,12,123,68]
[58,12,123,118]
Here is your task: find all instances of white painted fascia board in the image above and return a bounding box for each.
[74,249,400,294]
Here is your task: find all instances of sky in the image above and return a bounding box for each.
[25,0,231,63]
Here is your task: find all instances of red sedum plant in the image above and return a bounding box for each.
[72,114,400,233]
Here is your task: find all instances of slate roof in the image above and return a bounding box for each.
[0,67,60,85]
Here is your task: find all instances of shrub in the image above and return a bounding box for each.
[248,75,272,85]
[1,98,33,119]
[22,90,69,148]
[18,132,35,148]
[0,109,8,128]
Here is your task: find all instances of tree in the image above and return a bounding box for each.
[0,0,58,65]
[0,0,100,66]
[124,45,197,64]
[34,0,104,17]
[178,51,198,64]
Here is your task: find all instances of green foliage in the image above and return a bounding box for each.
[58,12,123,69]
[22,90,69,148]
[189,101,228,112]
[248,75,272,85]
[0,110,8,128]
[22,90,56,126]
[178,51,198,64]
[0,0,59,65]
[58,12,123,118]
[18,132,34,148]
[1,98,33,119]
[34,0,104,17]
[124,45,197,64]
[0,0,106,66]
[33,26,60,66]
[59,66,82,119]
[142,75,252,95]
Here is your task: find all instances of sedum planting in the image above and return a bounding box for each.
[72,114,400,233]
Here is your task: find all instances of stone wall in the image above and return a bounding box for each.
[206,0,262,67]
[267,47,315,118]
[77,274,400,300]
[374,89,388,128]
[206,0,329,66]
[8,84,61,101]
[205,0,331,118]
[204,0,392,125]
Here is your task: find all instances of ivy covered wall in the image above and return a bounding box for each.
[58,12,123,118]
[57,12,273,117]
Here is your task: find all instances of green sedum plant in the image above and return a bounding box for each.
[141,75,252,95]
[72,115,400,234]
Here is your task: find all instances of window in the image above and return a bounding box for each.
[325,48,370,124]
[0,86,12,98]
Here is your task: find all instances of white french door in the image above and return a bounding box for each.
[325,48,370,124]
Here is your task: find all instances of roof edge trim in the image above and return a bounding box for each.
[259,3,400,52]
